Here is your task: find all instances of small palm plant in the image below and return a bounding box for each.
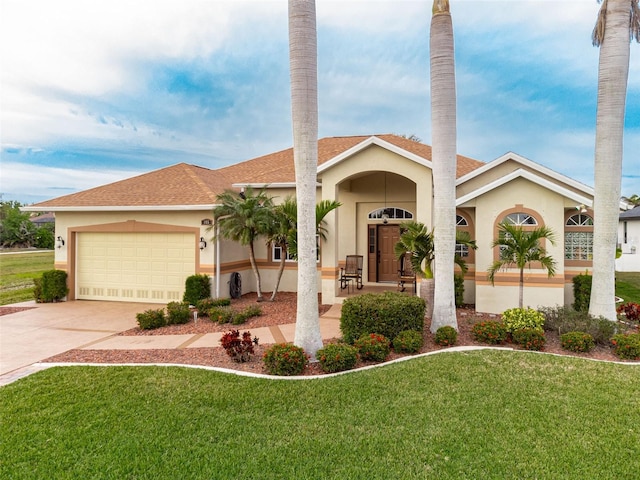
[488,223,557,309]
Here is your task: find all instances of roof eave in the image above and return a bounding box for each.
[21,204,218,212]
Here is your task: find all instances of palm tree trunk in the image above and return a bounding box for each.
[589,0,631,321]
[289,0,323,358]
[519,267,524,309]
[270,245,287,301]
[430,0,458,333]
[248,242,263,302]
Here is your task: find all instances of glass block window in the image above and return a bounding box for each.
[564,232,593,260]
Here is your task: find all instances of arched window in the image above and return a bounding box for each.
[565,213,594,261]
[504,212,537,226]
[456,215,468,226]
[368,207,413,220]
[455,211,474,262]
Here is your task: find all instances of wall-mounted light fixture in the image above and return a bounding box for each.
[56,236,65,249]
[576,204,588,213]
[199,237,207,250]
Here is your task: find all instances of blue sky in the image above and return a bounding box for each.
[1,0,639,205]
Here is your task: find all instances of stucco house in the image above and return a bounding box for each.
[616,205,640,272]
[24,134,599,314]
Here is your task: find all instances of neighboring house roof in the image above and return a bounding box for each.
[25,134,485,211]
[29,212,55,225]
[620,205,640,220]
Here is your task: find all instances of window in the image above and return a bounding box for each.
[456,215,468,226]
[565,213,593,261]
[272,235,321,263]
[504,213,537,225]
[455,212,474,263]
[368,207,413,220]
[455,243,469,258]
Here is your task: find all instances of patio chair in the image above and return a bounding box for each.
[397,252,416,294]
[339,255,363,290]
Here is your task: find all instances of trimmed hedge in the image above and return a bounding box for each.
[572,273,592,312]
[35,270,68,303]
[340,292,425,344]
[183,274,211,306]
[316,343,358,373]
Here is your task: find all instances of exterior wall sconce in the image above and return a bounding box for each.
[56,236,65,249]
[576,204,588,213]
[382,213,389,224]
[199,237,207,250]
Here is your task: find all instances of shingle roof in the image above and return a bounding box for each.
[620,205,640,219]
[30,134,485,208]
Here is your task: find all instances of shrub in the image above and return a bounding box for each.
[316,343,358,373]
[33,277,43,303]
[471,321,508,344]
[572,273,592,312]
[195,297,231,315]
[232,305,262,325]
[36,270,68,303]
[393,330,424,354]
[539,305,621,345]
[560,331,595,353]
[183,274,211,306]
[220,330,257,363]
[354,333,390,362]
[166,301,191,325]
[263,343,308,376]
[454,274,465,307]
[340,292,425,344]
[136,308,167,330]
[209,306,234,324]
[617,302,640,323]
[512,328,546,351]
[610,333,640,360]
[501,307,545,334]
[34,228,54,249]
[434,326,457,347]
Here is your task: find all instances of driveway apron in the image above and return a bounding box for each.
[0,301,157,376]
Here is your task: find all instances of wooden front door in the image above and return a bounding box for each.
[377,225,400,282]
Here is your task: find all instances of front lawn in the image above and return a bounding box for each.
[616,271,640,304]
[0,251,54,305]
[1,350,638,479]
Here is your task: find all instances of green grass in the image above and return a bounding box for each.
[616,271,640,304]
[0,251,54,305]
[1,350,638,479]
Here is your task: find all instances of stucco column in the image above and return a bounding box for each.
[321,183,339,304]
[415,174,433,228]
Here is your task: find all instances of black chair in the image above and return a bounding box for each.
[339,255,363,290]
[397,252,416,294]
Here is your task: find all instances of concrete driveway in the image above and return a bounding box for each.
[0,300,158,377]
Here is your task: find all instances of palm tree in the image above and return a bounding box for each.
[430,0,458,333]
[488,223,557,309]
[267,198,340,301]
[590,0,639,320]
[454,230,478,275]
[212,187,275,302]
[289,0,323,358]
[395,221,435,318]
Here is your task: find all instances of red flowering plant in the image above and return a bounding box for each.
[616,302,640,323]
[219,330,258,363]
[354,333,390,362]
[262,343,308,376]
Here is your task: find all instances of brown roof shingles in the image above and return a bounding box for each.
[32,134,485,208]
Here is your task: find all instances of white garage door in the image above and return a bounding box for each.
[77,232,195,303]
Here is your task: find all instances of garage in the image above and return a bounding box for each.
[76,232,196,304]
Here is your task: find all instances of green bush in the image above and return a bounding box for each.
[232,305,262,325]
[340,292,425,344]
[434,326,458,347]
[166,301,191,325]
[501,307,545,333]
[393,330,424,354]
[454,274,465,307]
[35,270,68,302]
[183,274,211,306]
[33,277,43,303]
[512,328,546,351]
[209,306,234,324]
[610,333,640,360]
[195,297,231,315]
[354,333,390,362]
[572,273,592,312]
[471,321,508,344]
[560,331,595,353]
[539,305,621,345]
[263,343,308,376]
[34,228,54,249]
[136,309,167,330]
[316,343,358,373]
